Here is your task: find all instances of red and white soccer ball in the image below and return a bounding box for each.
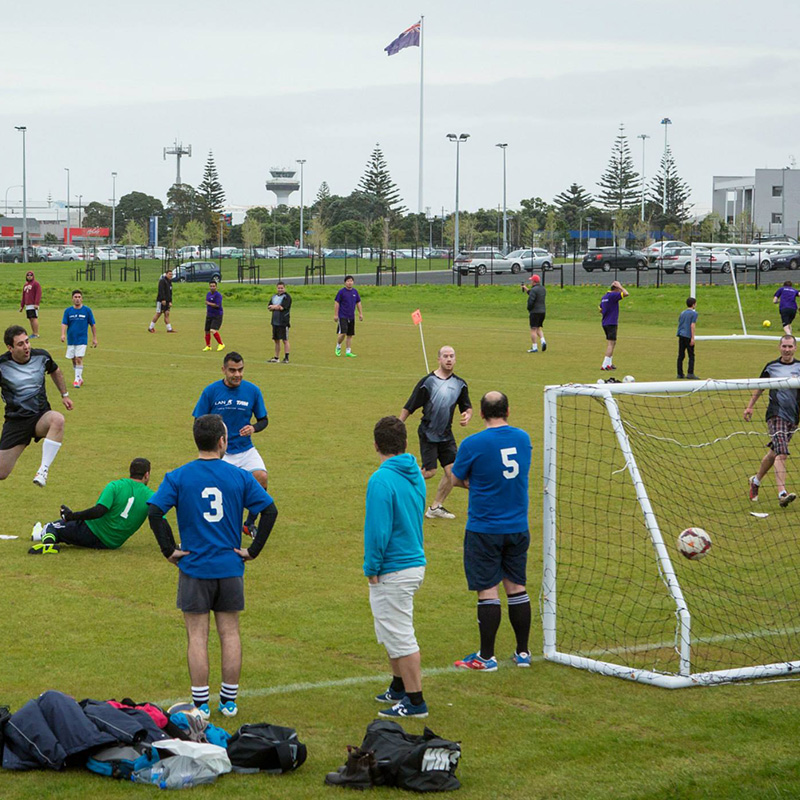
[677,527,712,560]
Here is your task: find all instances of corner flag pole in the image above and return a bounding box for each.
[411,309,429,372]
[418,15,424,215]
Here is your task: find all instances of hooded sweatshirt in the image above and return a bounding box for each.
[21,272,42,309]
[363,452,426,577]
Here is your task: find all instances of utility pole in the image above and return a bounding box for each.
[163,140,192,186]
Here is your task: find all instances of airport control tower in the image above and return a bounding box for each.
[266,167,300,205]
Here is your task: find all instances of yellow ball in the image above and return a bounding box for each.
[763,320,772,328]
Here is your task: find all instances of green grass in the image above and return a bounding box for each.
[1,283,799,798]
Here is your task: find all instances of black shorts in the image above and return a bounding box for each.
[529,312,546,328]
[45,519,109,549]
[463,530,529,592]
[603,324,618,341]
[0,411,47,451]
[26,308,38,320]
[780,308,797,327]
[337,318,355,337]
[419,434,458,472]
[177,573,245,613]
[272,325,288,341]
[205,315,223,332]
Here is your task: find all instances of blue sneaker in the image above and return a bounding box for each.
[454,652,498,672]
[378,697,429,719]
[218,700,238,717]
[375,687,406,703]
[513,651,532,668]
[196,703,210,721]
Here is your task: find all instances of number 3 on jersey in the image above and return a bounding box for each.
[500,447,519,479]
[202,487,224,522]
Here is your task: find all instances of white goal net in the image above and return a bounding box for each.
[541,377,800,688]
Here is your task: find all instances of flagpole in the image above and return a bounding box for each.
[419,322,429,373]
[418,15,424,216]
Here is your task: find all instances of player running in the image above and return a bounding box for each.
[399,345,473,520]
[61,290,97,388]
[203,280,225,352]
[193,352,269,536]
[0,325,73,487]
[29,458,154,555]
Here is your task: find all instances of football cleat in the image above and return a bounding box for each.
[512,651,532,668]
[335,346,341,357]
[28,542,60,555]
[202,345,212,351]
[425,505,455,520]
[216,343,225,351]
[779,491,796,508]
[33,467,48,487]
[454,652,498,672]
[749,476,759,502]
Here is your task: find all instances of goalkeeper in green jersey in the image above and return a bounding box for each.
[28,458,153,554]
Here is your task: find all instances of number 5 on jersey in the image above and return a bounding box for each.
[202,487,224,522]
[501,447,519,479]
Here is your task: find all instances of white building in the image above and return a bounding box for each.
[265,167,299,206]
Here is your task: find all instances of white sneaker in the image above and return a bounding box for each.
[425,505,455,520]
[33,467,48,487]
[31,522,43,542]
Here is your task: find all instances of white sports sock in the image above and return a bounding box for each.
[40,439,62,470]
[75,367,83,380]
[149,322,155,330]
[602,357,611,368]
[541,338,547,345]
[166,324,173,331]
[532,345,538,352]
[346,348,351,353]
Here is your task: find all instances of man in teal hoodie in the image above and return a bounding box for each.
[364,415,428,718]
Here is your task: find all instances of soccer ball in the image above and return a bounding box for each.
[623,375,635,383]
[167,702,203,719]
[763,320,772,328]
[677,527,712,560]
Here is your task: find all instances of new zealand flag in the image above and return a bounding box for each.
[385,21,420,56]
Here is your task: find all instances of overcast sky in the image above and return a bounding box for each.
[2,0,799,220]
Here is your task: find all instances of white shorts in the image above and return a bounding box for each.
[369,566,425,658]
[223,447,267,473]
[65,345,87,358]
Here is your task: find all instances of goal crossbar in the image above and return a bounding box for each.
[542,377,800,688]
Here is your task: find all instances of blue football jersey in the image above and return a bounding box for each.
[61,306,96,345]
[451,425,531,534]
[149,458,273,579]
[192,380,268,455]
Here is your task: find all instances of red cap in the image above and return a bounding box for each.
[529,274,541,283]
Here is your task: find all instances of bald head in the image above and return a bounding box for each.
[481,391,509,420]
[437,345,456,374]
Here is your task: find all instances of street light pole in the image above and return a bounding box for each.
[64,168,70,244]
[447,133,470,255]
[660,117,672,213]
[637,133,650,222]
[15,126,27,261]
[296,159,306,249]
[4,185,22,215]
[496,143,508,253]
[111,171,117,245]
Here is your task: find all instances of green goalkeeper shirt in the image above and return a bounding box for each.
[85,478,155,549]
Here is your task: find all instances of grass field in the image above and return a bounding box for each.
[2,275,799,799]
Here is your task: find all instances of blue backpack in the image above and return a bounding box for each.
[86,743,160,779]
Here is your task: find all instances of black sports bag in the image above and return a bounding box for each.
[227,723,307,774]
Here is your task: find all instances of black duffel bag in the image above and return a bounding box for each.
[360,719,461,792]
[227,723,307,774]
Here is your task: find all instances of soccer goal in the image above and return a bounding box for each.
[541,377,800,688]
[689,241,799,342]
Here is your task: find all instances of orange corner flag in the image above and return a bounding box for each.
[411,309,422,326]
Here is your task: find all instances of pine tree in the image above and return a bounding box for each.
[597,125,640,211]
[357,144,406,216]
[316,182,331,204]
[553,183,594,230]
[647,146,692,226]
[198,151,226,212]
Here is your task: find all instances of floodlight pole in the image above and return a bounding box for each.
[111,171,117,245]
[637,134,650,222]
[15,126,27,262]
[64,168,70,244]
[296,159,306,249]
[496,143,508,253]
[447,133,469,255]
[660,118,672,213]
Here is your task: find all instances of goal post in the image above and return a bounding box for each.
[689,241,800,341]
[542,377,800,688]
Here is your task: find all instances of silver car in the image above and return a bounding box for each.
[453,250,515,275]
[507,248,554,273]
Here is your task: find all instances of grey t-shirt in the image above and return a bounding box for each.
[404,372,471,443]
[759,358,800,424]
[0,349,57,419]
[527,285,546,314]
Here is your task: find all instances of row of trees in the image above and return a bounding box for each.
[77,129,732,251]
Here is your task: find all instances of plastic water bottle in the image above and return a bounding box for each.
[132,756,217,789]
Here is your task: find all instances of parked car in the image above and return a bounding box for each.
[762,249,800,271]
[60,247,86,261]
[717,246,760,271]
[88,247,119,261]
[750,235,798,246]
[0,246,39,263]
[453,250,515,275]
[582,247,648,272]
[326,249,360,259]
[177,245,212,260]
[644,240,688,260]
[506,248,554,273]
[172,261,222,283]
[656,246,694,274]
